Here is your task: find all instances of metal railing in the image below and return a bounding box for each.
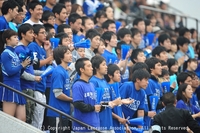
[139,5,199,41]
[0,82,102,133]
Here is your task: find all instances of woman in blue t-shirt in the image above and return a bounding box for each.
[176,83,200,119]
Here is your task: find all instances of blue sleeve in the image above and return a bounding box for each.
[120,83,131,99]
[176,100,187,109]
[51,71,64,90]
[0,20,7,31]
[145,80,153,96]
[138,90,145,110]
[89,79,98,88]
[192,105,200,114]
[1,52,23,76]
[72,82,84,102]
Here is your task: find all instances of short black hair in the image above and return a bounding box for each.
[85,29,101,40]
[132,69,150,82]
[1,0,19,15]
[167,58,177,75]
[28,0,43,11]
[68,13,82,25]
[41,10,55,22]
[57,24,71,33]
[101,31,116,47]
[33,24,45,35]
[130,48,144,63]
[82,16,92,26]
[177,72,192,86]
[117,28,132,40]
[133,18,144,26]
[91,55,106,75]
[129,62,148,81]
[145,57,161,73]
[59,0,71,4]
[55,32,69,45]
[52,3,66,15]
[177,36,190,46]
[2,29,18,44]
[183,58,198,72]
[102,19,115,30]
[152,46,167,57]
[115,41,126,55]
[130,28,141,38]
[94,10,107,24]
[18,24,34,40]
[75,58,90,75]
[162,92,176,106]
[53,45,70,65]
[179,27,190,37]
[104,64,120,82]
[43,23,55,33]
[158,34,170,45]
[159,69,169,78]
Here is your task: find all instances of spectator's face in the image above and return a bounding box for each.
[91,36,100,50]
[180,43,188,53]
[132,33,142,45]
[70,18,82,32]
[98,15,107,25]
[62,37,71,47]
[14,12,25,24]
[137,78,149,89]
[98,61,108,75]
[30,5,43,20]
[97,41,105,54]
[162,39,171,51]
[135,21,145,34]
[122,34,131,44]
[108,35,117,48]
[82,19,94,32]
[146,25,152,33]
[49,28,56,37]
[157,51,168,62]
[152,62,162,76]
[106,7,114,20]
[188,61,198,71]
[63,50,72,63]
[77,48,85,58]
[184,76,192,86]
[108,23,116,33]
[47,16,55,26]
[65,2,72,13]
[35,28,47,43]
[170,63,178,73]
[171,44,177,53]
[183,85,193,99]
[11,6,19,19]
[76,6,83,16]
[191,76,199,89]
[184,32,191,40]
[82,60,93,77]
[136,52,146,63]
[112,70,121,82]
[150,18,156,27]
[24,29,34,43]
[58,8,67,23]
[63,28,73,43]
[7,35,19,47]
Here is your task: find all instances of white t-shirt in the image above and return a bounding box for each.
[24,19,43,25]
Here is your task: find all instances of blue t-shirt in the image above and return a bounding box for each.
[72,79,100,132]
[1,46,23,87]
[90,76,114,130]
[187,44,195,58]
[176,100,200,115]
[119,81,145,119]
[28,42,47,93]
[109,82,125,133]
[43,6,52,11]
[102,50,118,64]
[146,78,163,99]
[191,93,200,109]
[15,45,35,90]
[0,16,9,31]
[143,94,151,131]
[47,65,70,117]
[121,67,129,83]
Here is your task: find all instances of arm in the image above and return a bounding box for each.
[53,88,72,102]
[34,70,44,76]
[112,112,127,125]
[21,71,35,81]
[137,110,144,128]
[186,110,200,133]
[73,101,95,112]
[39,56,53,67]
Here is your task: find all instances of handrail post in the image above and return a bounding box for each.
[59,114,63,133]
[196,19,199,42]
[185,17,187,27]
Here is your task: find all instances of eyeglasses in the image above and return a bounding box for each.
[48,17,55,21]
[38,31,47,35]
[193,77,199,81]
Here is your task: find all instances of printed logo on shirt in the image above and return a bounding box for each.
[144,94,148,105]
[126,99,140,111]
[12,57,21,67]
[64,79,70,90]
[102,88,111,101]
[84,91,96,100]
[154,88,161,98]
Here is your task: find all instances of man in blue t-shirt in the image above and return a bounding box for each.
[0,0,19,31]
[120,69,150,129]
[28,24,53,129]
[90,55,122,133]
[72,58,101,133]
[47,46,73,133]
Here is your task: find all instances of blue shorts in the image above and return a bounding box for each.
[0,84,26,105]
